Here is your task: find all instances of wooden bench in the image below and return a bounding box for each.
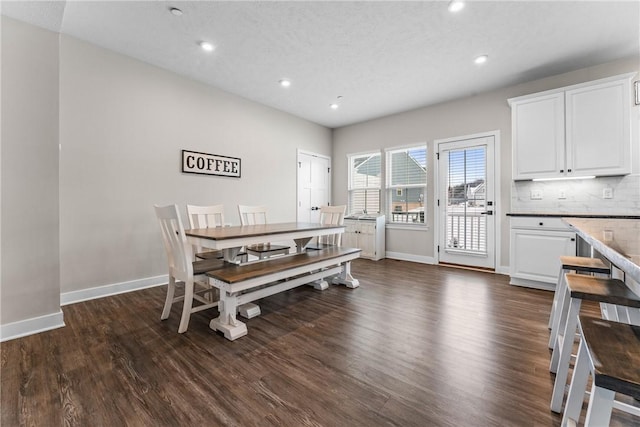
[206,247,361,340]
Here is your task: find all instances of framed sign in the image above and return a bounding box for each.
[182,150,241,178]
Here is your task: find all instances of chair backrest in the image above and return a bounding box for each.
[186,204,225,257]
[238,205,268,225]
[318,205,346,246]
[154,204,193,281]
[186,204,225,229]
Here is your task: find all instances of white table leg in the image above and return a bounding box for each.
[294,237,313,253]
[222,246,244,264]
[209,291,247,341]
[332,261,359,288]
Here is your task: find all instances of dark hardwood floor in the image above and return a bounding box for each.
[2,259,637,426]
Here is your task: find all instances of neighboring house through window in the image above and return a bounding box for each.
[386,145,427,224]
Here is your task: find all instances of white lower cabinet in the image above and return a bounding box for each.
[509,217,576,290]
[343,215,385,260]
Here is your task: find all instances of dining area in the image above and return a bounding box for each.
[154,203,361,340]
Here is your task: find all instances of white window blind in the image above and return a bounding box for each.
[386,145,427,224]
[348,152,381,215]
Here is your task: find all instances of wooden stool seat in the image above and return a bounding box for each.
[562,315,640,425]
[560,256,609,274]
[549,257,611,346]
[550,274,640,413]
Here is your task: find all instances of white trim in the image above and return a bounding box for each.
[496,265,510,276]
[385,251,435,265]
[1,310,65,342]
[385,224,429,232]
[60,274,168,306]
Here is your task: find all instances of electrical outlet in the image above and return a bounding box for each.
[530,189,543,200]
[558,189,566,199]
[603,187,613,199]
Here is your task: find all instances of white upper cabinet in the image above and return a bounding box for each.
[509,73,635,180]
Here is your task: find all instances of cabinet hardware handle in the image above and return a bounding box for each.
[539,222,544,226]
[571,238,576,241]
[567,169,572,173]
[560,169,564,173]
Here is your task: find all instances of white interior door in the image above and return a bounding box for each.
[437,135,495,269]
[297,151,331,223]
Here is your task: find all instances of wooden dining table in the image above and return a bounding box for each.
[185,221,347,263]
[185,221,360,339]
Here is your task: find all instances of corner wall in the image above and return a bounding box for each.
[1,17,62,333]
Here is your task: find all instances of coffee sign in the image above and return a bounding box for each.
[182,150,241,178]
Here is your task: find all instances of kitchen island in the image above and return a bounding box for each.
[563,218,640,294]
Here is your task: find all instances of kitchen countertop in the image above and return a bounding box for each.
[507,212,640,219]
[563,218,640,285]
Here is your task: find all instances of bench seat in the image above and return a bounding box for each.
[206,247,361,340]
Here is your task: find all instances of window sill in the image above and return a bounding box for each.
[385,223,429,231]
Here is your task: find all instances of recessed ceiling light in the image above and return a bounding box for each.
[330,103,339,110]
[169,7,183,16]
[279,79,291,87]
[474,54,488,64]
[199,41,215,52]
[448,1,465,13]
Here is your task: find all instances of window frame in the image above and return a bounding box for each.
[385,143,427,226]
[347,151,382,215]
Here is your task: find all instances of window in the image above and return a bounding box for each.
[386,145,427,224]
[348,152,381,215]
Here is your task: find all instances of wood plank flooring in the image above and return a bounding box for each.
[2,259,638,426]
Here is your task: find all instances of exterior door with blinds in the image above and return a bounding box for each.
[437,135,495,269]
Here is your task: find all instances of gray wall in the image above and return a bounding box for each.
[1,18,61,324]
[332,56,640,271]
[1,18,332,331]
[58,35,331,294]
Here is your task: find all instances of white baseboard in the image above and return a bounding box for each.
[61,274,168,306]
[385,252,435,265]
[0,310,65,342]
[496,265,510,276]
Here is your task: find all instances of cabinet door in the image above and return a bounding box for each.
[566,79,631,176]
[510,229,576,284]
[342,221,359,249]
[358,222,376,259]
[512,93,565,180]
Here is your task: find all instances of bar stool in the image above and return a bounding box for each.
[562,315,640,426]
[549,274,640,413]
[548,256,610,349]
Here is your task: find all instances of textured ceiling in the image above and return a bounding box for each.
[2,1,639,128]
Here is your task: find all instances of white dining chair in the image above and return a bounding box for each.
[237,205,290,259]
[307,205,346,250]
[186,204,225,260]
[154,204,222,333]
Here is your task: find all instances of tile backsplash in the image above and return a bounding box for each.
[511,174,640,214]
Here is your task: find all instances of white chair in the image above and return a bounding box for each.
[306,205,346,250]
[186,204,225,260]
[237,205,290,259]
[154,204,222,333]
[306,205,346,290]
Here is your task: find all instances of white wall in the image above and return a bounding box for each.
[1,17,62,329]
[1,19,332,338]
[332,56,640,271]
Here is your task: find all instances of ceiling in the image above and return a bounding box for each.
[2,1,639,128]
